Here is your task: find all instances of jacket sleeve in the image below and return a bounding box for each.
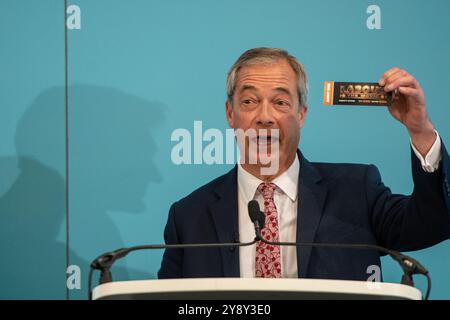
[367,141,450,251]
[157,201,183,278]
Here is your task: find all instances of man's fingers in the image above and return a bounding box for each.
[383,71,405,87]
[397,86,420,97]
[379,67,401,86]
[384,76,418,92]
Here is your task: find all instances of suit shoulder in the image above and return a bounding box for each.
[310,161,377,181]
[173,167,235,209]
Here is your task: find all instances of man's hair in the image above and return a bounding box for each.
[226,47,308,107]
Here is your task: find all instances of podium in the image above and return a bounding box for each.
[92,278,422,300]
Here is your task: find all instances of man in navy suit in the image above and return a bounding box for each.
[158,48,450,281]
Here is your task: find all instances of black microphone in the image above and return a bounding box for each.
[246,200,431,300]
[248,200,265,240]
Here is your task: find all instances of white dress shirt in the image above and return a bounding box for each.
[237,132,442,278]
[238,155,300,278]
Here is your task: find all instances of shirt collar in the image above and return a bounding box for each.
[237,155,300,202]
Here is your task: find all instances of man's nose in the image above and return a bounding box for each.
[256,101,275,126]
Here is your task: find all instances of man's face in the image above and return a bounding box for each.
[226,59,307,176]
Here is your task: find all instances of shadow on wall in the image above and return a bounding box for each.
[0,85,165,299]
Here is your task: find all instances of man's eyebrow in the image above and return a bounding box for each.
[239,84,258,93]
[274,87,292,96]
[239,85,292,95]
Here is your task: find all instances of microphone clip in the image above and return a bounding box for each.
[388,252,429,287]
[90,248,129,284]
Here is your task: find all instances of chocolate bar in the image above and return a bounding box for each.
[323,81,392,106]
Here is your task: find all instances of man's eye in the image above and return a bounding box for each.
[275,100,290,107]
[242,99,254,105]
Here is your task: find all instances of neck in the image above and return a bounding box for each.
[240,152,297,182]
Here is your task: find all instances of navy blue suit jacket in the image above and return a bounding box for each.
[158,146,450,281]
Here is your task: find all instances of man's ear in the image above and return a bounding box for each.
[225,100,234,128]
[298,105,308,128]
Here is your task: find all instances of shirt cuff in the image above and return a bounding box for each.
[410,130,442,173]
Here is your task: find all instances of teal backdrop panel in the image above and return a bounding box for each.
[0,1,67,299]
[1,0,449,299]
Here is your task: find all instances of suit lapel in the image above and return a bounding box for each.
[208,166,240,277]
[296,151,327,278]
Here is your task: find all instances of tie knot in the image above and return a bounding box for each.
[257,182,277,200]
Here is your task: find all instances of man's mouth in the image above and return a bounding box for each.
[252,135,280,146]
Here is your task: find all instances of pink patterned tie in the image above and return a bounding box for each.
[255,182,281,278]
